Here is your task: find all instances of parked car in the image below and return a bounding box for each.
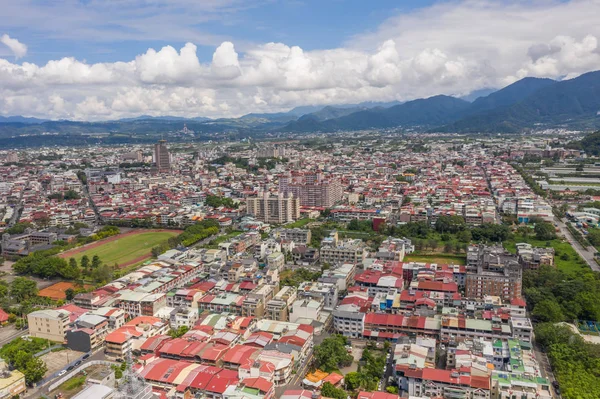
[57,370,66,377]
[75,360,82,366]
[67,365,74,371]
[82,354,90,359]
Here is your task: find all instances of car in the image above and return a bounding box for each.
[67,365,74,371]
[115,358,123,363]
[82,354,90,360]
[75,360,82,366]
[57,370,67,377]
[555,388,561,396]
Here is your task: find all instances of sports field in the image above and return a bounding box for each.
[60,230,180,268]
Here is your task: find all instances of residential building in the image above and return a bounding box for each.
[246,192,300,224]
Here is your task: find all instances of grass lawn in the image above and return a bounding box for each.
[72,231,179,266]
[404,254,466,265]
[504,235,589,275]
[284,218,314,228]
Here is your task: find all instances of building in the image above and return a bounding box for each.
[516,243,555,270]
[278,172,343,207]
[27,309,72,342]
[154,139,171,172]
[246,192,300,224]
[466,245,523,301]
[320,239,366,265]
[265,286,298,321]
[273,228,312,245]
[297,281,339,309]
[396,366,491,399]
[0,361,26,399]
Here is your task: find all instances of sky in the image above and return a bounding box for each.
[1,0,600,121]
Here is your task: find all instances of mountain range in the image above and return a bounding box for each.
[1,70,600,138]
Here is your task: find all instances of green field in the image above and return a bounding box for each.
[71,231,179,266]
[404,254,467,265]
[284,218,314,228]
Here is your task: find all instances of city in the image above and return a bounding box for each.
[1,1,600,399]
[0,131,598,399]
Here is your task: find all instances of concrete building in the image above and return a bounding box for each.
[246,192,300,224]
[320,239,366,265]
[28,309,71,342]
[465,245,523,302]
[273,228,312,245]
[297,281,339,309]
[265,286,298,321]
[0,361,26,399]
[278,172,343,207]
[154,139,171,172]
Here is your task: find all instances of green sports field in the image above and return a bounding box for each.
[69,231,179,267]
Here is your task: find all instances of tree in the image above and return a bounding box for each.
[80,255,90,270]
[314,335,353,372]
[10,278,38,301]
[532,300,564,322]
[69,258,78,269]
[435,215,466,234]
[91,264,113,284]
[23,356,47,385]
[91,255,102,269]
[168,325,190,338]
[456,229,472,243]
[344,372,362,391]
[65,288,75,301]
[321,383,346,399]
[534,222,557,241]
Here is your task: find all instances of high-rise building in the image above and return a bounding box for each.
[153,139,170,171]
[465,244,523,301]
[246,191,300,224]
[278,172,343,207]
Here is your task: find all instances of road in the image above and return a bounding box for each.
[24,348,109,399]
[533,335,561,399]
[554,217,600,272]
[7,181,27,227]
[0,326,27,347]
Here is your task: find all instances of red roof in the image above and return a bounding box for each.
[0,309,10,322]
[242,377,273,394]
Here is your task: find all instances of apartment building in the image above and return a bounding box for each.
[278,172,343,207]
[28,309,72,342]
[320,239,366,265]
[396,366,491,399]
[318,263,356,291]
[465,245,523,302]
[265,286,298,321]
[297,281,339,309]
[242,284,276,318]
[273,228,312,245]
[246,192,300,224]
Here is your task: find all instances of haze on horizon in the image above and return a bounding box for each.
[1,0,600,121]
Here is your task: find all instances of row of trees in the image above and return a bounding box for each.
[152,219,220,256]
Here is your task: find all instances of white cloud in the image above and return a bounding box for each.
[2,0,600,120]
[0,34,27,59]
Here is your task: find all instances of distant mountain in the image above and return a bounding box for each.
[459,88,497,102]
[282,95,470,132]
[466,77,555,115]
[117,115,211,122]
[299,106,368,122]
[0,115,48,124]
[437,71,600,133]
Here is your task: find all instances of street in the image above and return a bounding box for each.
[554,217,600,272]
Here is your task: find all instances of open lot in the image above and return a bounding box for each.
[59,229,180,268]
[40,349,86,377]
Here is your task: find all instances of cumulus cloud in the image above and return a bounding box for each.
[2,0,600,120]
[0,34,27,59]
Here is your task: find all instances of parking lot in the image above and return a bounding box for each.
[39,349,87,377]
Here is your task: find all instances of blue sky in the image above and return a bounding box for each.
[4,0,436,65]
[1,0,599,120]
